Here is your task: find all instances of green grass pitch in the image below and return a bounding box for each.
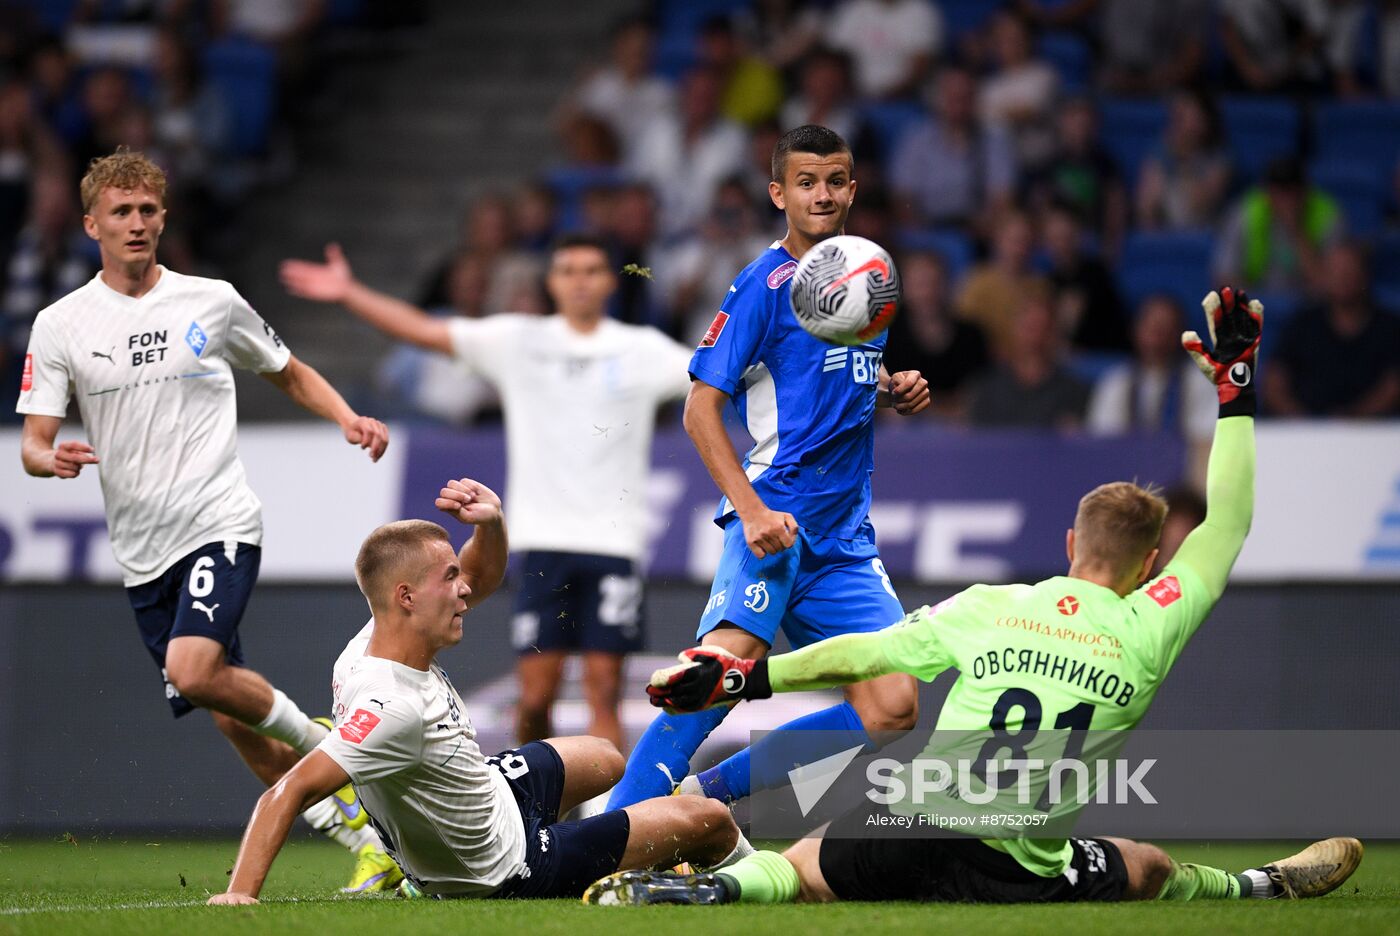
[2,837,1397,936]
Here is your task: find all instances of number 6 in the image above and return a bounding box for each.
[189,557,215,598]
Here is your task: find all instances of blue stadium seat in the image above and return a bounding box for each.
[1117,229,1214,314]
[1249,289,1302,368]
[1098,98,1168,185]
[203,38,278,157]
[1372,231,1400,294]
[941,0,1008,41]
[654,0,751,78]
[1219,96,1301,185]
[545,165,625,230]
[1309,157,1389,238]
[860,99,927,156]
[1037,31,1092,91]
[1313,100,1400,173]
[895,227,975,283]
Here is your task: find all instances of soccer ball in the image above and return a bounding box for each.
[789,235,900,346]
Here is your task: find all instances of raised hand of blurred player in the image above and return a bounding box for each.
[435,478,503,527]
[888,369,930,415]
[280,243,355,303]
[647,645,771,713]
[1183,287,1263,416]
[740,505,798,558]
[51,440,99,478]
[343,416,389,461]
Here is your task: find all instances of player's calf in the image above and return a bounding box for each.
[1103,838,1173,900]
[618,795,738,871]
[845,671,918,735]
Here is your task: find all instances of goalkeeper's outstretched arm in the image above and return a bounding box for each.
[1168,287,1263,603]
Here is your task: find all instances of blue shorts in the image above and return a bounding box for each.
[511,551,644,655]
[125,541,260,718]
[697,519,903,650]
[487,741,632,899]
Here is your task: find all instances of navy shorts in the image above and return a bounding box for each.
[487,741,631,899]
[125,541,260,718]
[511,551,644,655]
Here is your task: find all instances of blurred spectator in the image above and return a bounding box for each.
[979,10,1059,168]
[627,66,747,239]
[1220,0,1329,92]
[1152,486,1208,575]
[1136,90,1231,233]
[27,37,82,136]
[1041,202,1130,353]
[882,250,990,420]
[70,67,134,175]
[824,0,943,99]
[741,120,786,219]
[418,195,543,316]
[1083,0,1208,95]
[966,291,1090,429]
[605,183,668,331]
[890,64,1016,231]
[1264,242,1400,418]
[845,184,895,250]
[151,29,230,191]
[1213,158,1342,295]
[1087,294,1217,440]
[574,17,674,158]
[560,113,622,170]
[0,81,65,276]
[1384,1,1400,97]
[664,177,774,343]
[1,169,95,400]
[735,0,824,72]
[780,48,859,144]
[955,210,1048,358]
[1022,96,1126,252]
[697,16,784,128]
[513,183,558,254]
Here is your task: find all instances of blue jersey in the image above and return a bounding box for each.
[688,242,886,539]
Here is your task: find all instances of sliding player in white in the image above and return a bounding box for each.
[210,478,746,903]
[15,150,397,892]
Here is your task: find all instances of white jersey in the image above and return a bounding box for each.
[447,314,693,560]
[15,267,290,585]
[319,623,525,897]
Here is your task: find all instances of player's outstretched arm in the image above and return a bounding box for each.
[19,415,98,478]
[1169,288,1261,602]
[209,751,350,905]
[280,243,453,355]
[684,380,798,558]
[436,477,508,609]
[261,354,389,461]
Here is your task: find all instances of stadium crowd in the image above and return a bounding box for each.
[4,0,1400,432]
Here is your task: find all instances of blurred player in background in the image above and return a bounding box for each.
[209,478,749,904]
[281,234,694,752]
[15,150,397,892]
[606,125,930,812]
[599,289,1362,907]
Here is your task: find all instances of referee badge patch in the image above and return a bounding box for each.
[338,708,382,744]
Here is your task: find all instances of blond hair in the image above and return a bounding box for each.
[80,148,167,214]
[354,520,451,606]
[1072,482,1168,572]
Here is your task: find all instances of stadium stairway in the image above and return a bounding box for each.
[229,0,635,418]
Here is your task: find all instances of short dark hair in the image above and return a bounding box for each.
[771,125,852,183]
[549,232,611,259]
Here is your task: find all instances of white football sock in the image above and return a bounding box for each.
[676,775,704,797]
[254,688,325,754]
[302,798,383,853]
[1241,868,1275,898]
[706,831,756,870]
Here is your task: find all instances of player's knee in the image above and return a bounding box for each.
[588,736,626,783]
[678,795,736,847]
[852,682,918,735]
[164,658,217,706]
[1125,842,1173,900]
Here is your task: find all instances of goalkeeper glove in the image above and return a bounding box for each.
[1183,286,1263,418]
[647,646,772,714]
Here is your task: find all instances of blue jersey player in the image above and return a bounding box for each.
[608,126,930,809]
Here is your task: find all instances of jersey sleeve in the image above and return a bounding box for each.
[446,314,516,382]
[315,686,422,785]
[687,273,772,396]
[15,313,72,417]
[223,286,292,373]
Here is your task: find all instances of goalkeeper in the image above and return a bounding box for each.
[587,289,1363,906]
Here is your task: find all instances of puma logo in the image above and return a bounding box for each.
[192,600,220,622]
[91,347,115,364]
[369,698,389,710]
